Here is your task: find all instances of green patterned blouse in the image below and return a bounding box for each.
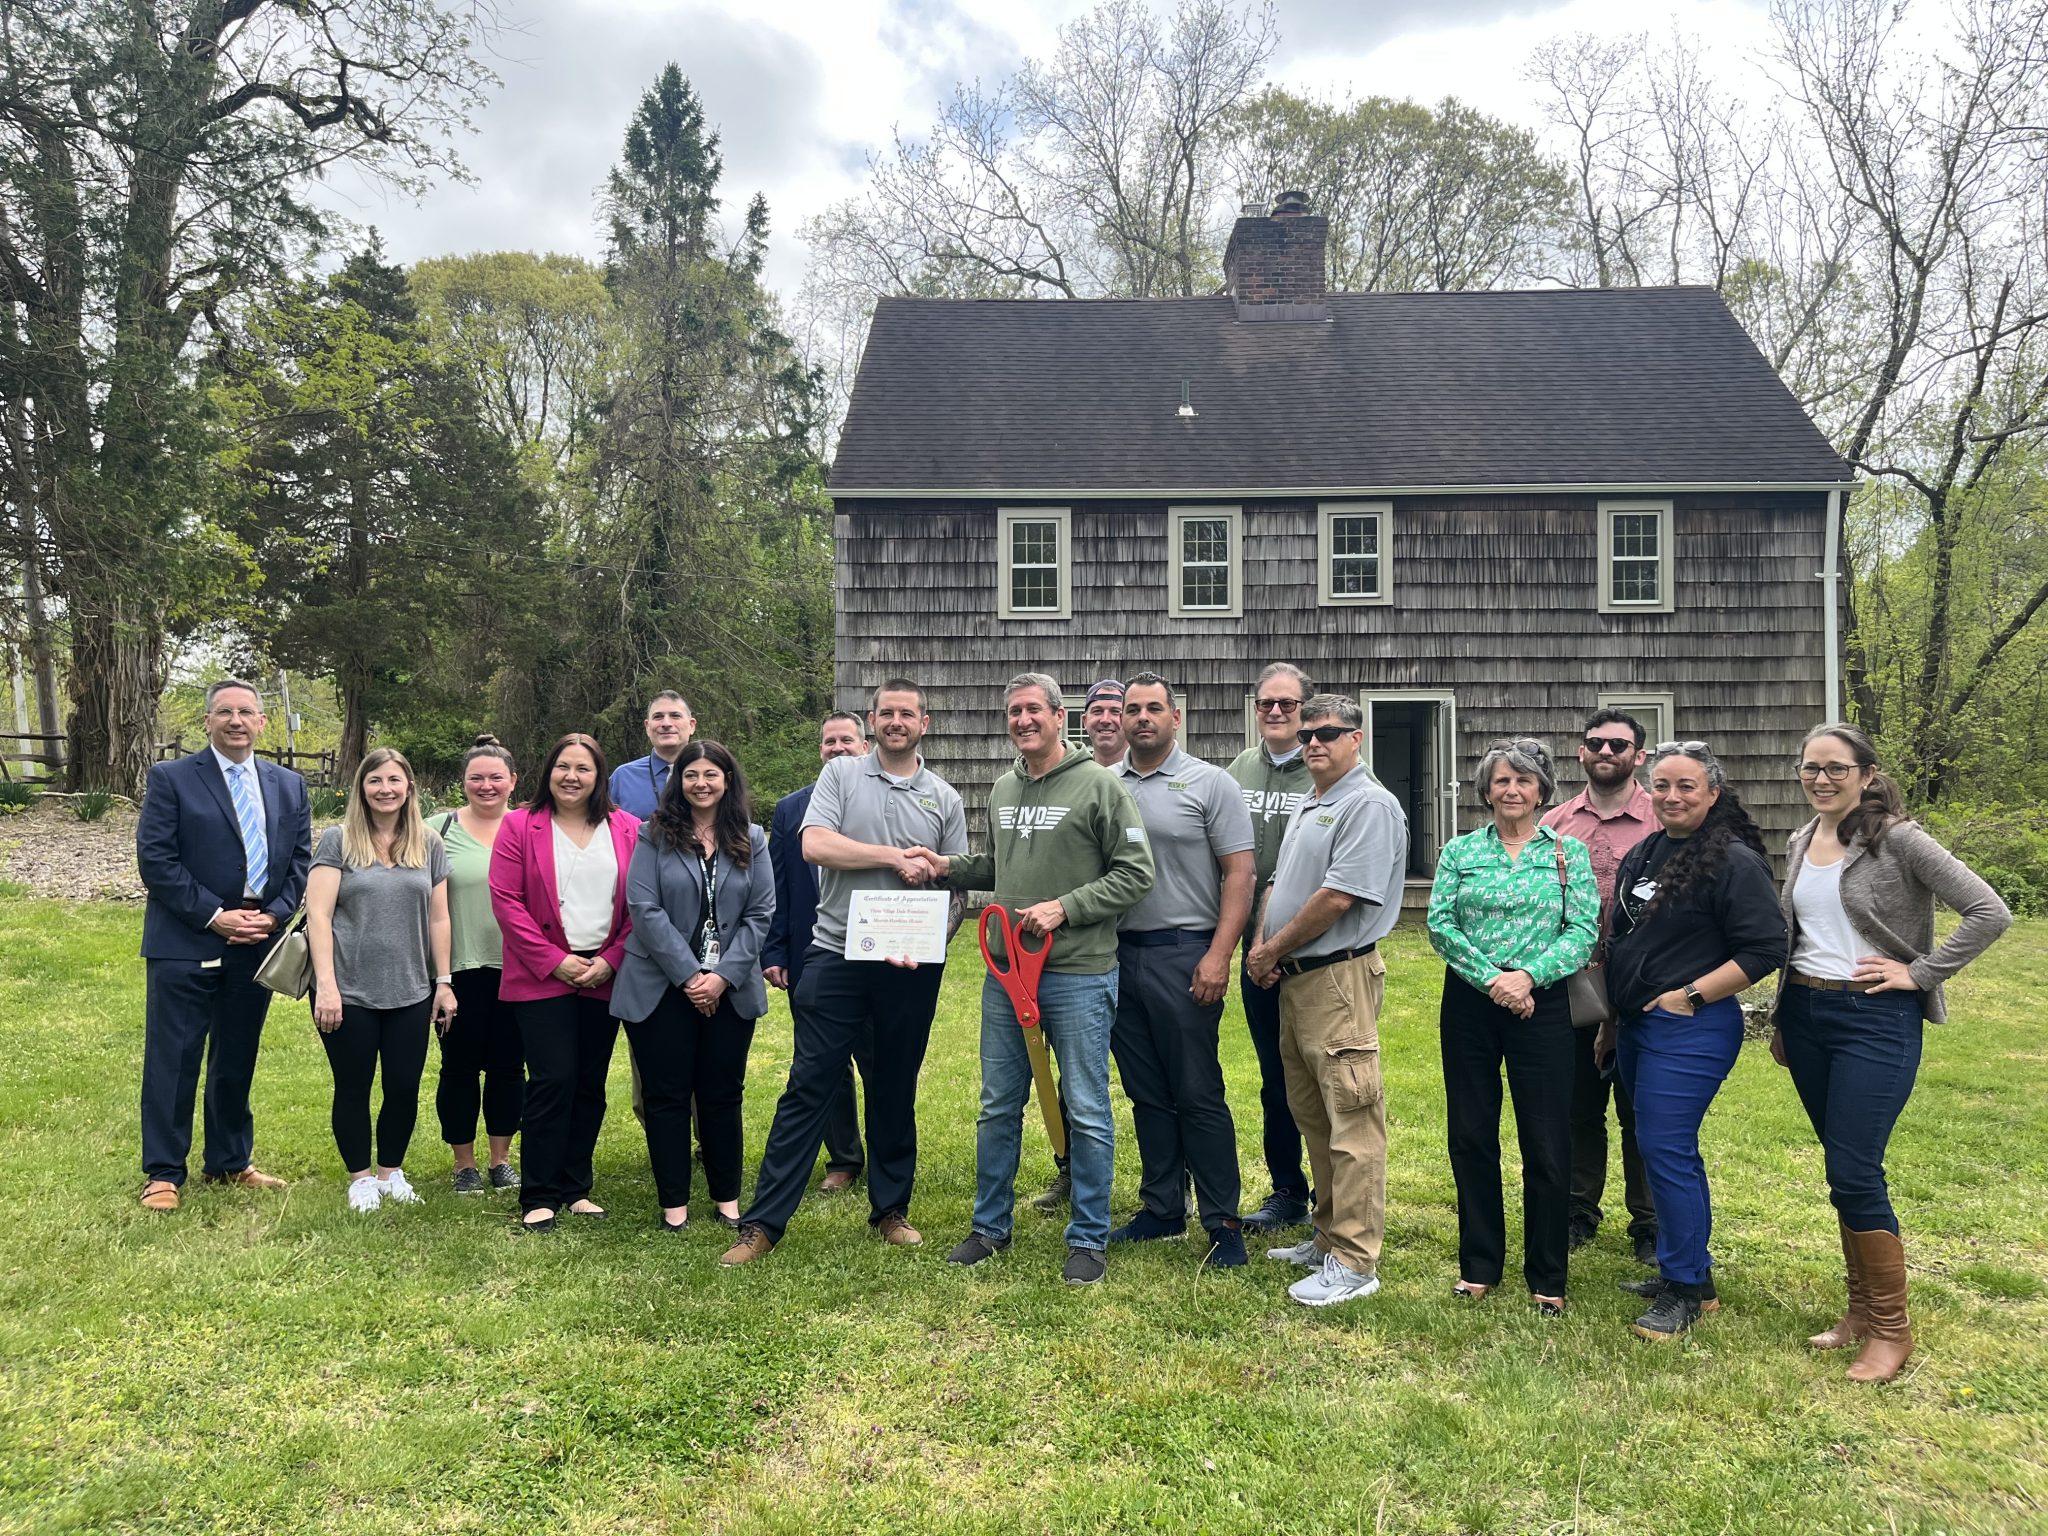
[1427,823,1599,992]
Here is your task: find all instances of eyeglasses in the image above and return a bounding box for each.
[1256,697,1302,714]
[1296,725,1355,745]
[1797,762,1858,782]
[1654,739,1711,756]
[1583,737,1637,755]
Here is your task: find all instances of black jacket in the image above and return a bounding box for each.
[1606,831,1786,1019]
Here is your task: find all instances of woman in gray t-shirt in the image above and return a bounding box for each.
[307,748,452,1213]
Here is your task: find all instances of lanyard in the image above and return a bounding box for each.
[697,845,720,964]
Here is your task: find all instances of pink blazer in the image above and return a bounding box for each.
[488,806,640,1002]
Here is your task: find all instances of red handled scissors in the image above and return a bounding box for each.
[979,904,1067,1159]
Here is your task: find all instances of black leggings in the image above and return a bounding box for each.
[436,967,524,1145]
[514,991,619,1213]
[319,998,432,1172]
[623,987,757,1207]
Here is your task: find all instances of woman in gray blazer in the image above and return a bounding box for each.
[611,741,775,1233]
[1771,722,2011,1384]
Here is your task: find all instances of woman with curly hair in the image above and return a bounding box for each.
[1601,741,1786,1342]
[1771,723,2010,1383]
[609,741,774,1233]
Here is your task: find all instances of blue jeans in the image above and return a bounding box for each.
[1778,984,1924,1235]
[1617,999,1743,1287]
[975,970,1117,1251]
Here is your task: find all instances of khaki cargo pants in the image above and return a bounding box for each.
[1277,950,1387,1274]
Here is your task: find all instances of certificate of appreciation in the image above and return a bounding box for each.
[843,889,951,964]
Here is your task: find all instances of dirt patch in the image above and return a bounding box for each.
[0,795,147,902]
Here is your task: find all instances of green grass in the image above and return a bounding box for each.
[2,899,2043,1535]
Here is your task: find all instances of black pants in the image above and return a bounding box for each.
[1569,1020,1655,1240]
[1241,935,1309,1201]
[623,987,757,1207]
[436,967,524,1146]
[1112,937,1240,1227]
[141,948,273,1185]
[745,949,946,1241]
[515,992,618,1213]
[319,998,432,1172]
[823,1061,866,1175]
[1439,971,1575,1296]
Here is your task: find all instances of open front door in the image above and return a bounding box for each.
[1362,691,1458,877]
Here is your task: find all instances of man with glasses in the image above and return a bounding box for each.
[1246,695,1407,1307]
[608,690,696,819]
[1541,708,1659,1265]
[1228,663,1316,1233]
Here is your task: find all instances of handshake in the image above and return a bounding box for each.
[892,846,949,886]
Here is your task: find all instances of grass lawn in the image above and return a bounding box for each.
[1,895,2042,1535]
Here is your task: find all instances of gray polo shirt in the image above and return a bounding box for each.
[800,752,968,954]
[1262,763,1408,959]
[1114,745,1254,933]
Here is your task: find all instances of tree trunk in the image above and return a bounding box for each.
[337,662,371,784]
[20,530,62,759]
[65,592,165,796]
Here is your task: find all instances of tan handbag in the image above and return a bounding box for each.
[1555,844,1615,1028]
[255,910,312,999]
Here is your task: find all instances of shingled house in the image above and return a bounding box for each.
[827,194,1855,891]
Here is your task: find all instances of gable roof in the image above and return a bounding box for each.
[828,287,1853,495]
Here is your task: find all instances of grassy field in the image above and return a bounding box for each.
[1,894,2042,1535]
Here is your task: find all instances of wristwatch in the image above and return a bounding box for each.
[1683,983,1705,1011]
[435,975,453,986]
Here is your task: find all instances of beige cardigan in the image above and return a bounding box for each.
[1778,818,2012,1024]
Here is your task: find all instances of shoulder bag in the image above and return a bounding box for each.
[255,908,313,999]
[1555,841,1614,1028]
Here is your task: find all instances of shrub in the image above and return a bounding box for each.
[0,783,35,814]
[311,788,348,821]
[71,790,116,823]
[1919,801,2048,917]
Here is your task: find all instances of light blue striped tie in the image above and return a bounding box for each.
[228,762,268,897]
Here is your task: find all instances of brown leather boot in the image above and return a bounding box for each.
[1808,1218,1868,1350]
[1845,1227,1913,1383]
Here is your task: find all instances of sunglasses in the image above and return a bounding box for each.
[1583,736,1637,755]
[1296,725,1355,745]
[1654,739,1711,756]
[1256,697,1302,714]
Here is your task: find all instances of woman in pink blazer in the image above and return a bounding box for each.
[488,732,639,1231]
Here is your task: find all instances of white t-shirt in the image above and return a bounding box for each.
[1791,857,1871,981]
[552,819,618,952]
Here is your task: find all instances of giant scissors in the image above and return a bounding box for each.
[978,904,1067,1160]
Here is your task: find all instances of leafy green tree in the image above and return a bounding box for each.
[221,245,547,779]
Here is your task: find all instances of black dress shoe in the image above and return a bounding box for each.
[659,1215,689,1234]
[520,1213,557,1233]
[1567,1216,1599,1251]
[715,1211,741,1230]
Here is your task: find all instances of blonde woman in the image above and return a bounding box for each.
[307,748,453,1212]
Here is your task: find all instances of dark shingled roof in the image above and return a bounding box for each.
[829,287,1852,493]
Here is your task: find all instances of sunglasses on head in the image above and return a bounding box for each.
[1655,739,1711,756]
[1296,724,1354,745]
[1583,736,1637,755]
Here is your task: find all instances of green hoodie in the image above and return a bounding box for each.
[947,746,1155,975]
[1227,744,1312,889]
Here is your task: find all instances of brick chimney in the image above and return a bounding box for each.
[1223,190,1329,320]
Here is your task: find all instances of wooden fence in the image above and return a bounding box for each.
[5,734,338,788]
[0,732,64,782]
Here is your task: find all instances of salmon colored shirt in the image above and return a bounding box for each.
[1541,780,1656,923]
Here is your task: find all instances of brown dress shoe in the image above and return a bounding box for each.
[140,1180,180,1212]
[878,1212,922,1247]
[205,1166,288,1190]
[818,1168,857,1193]
[719,1224,776,1267]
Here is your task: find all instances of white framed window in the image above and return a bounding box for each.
[1596,691,1676,751]
[1598,500,1674,614]
[998,507,1071,620]
[1167,505,1242,618]
[1318,502,1393,605]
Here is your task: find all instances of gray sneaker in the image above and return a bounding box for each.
[1266,1235,1322,1268]
[1030,1168,1071,1213]
[1062,1246,1107,1286]
[488,1161,520,1191]
[946,1232,1012,1266]
[1288,1252,1382,1308]
[452,1166,485,1195]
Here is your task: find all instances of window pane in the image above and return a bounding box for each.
[1182,518,1228,565]
[1611,559,1660,604]
[1331,515,1377,558]
[1012,520,1056,567]
[1332,556,1379,597]
[1012,566,1057,611]
[1328,514,1380,597]
[1612,513,1660,559]
[1183,565,1228,609]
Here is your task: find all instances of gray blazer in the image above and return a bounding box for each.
[611,823,775,1024]
[1777,818,2012,1024]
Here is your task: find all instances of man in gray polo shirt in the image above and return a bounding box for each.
[1108,672,1257,1267]
[1247,693,1408,1307]
[722,678,968,1265]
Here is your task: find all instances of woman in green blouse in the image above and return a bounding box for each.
[1427,738,1599,1315]
[433,736,524,1194]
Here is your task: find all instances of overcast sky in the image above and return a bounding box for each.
[316,0,1776,299]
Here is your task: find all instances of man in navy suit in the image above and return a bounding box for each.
[761,711,871,1190]
[135,679,312,1210]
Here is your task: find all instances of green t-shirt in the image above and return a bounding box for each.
[437,815,504,974]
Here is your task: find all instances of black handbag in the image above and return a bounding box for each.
[1555,843,1615,1028]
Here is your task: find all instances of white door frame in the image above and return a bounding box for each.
[1359,690,1459,869]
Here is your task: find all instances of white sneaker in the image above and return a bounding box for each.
[1288,1252,1382,1307]
[377,1169,422,1205]
[347,1176,382,1213]
[1266,1235,1322,1268]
